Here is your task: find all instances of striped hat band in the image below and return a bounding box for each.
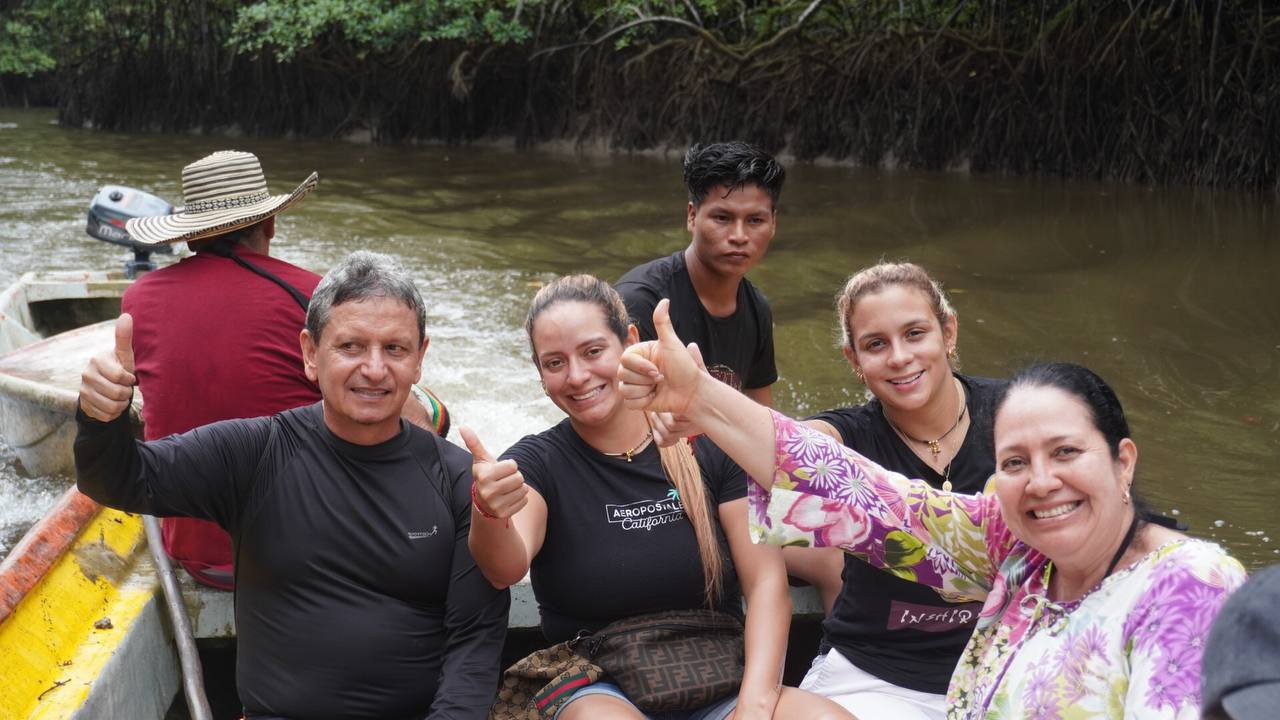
[183,190,271,215]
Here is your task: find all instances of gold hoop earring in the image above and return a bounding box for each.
[854,368,866,384]
[946,347,958,361]
[1122,488,1131,505]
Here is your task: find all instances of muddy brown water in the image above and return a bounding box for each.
[1,108,1277,570]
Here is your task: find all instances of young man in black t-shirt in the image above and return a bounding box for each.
[617,143,844,612]
[617,141,783,406]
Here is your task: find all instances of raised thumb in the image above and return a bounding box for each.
[653,298,681,347]
[115,313,136,373]
[459,426,495,464]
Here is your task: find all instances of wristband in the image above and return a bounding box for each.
[471,482,510,527]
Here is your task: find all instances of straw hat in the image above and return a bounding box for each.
[125,150,318,245]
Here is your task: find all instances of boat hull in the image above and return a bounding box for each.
[0,396,78,477]
[0,490,180,719]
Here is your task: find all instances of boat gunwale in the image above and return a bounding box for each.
[0,270,138,624]
[0,487,99,624]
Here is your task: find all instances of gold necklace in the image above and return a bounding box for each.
[885,380,967,459]
[600,430,653,462]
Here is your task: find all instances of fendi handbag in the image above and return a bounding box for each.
[571,608,745,712]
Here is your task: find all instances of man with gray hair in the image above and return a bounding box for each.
[75,250,508,720]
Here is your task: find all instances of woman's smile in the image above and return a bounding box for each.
[886,369,925,388]
[569,384,606,403]
[1029,500,1083,521]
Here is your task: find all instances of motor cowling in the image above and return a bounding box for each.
[86,185,175,277]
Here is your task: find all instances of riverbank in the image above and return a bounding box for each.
[2,1,1278,190]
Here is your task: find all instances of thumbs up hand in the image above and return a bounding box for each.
[460,426,528,521]
[647,341,707,447]
[79,314,139,422]
[618,299,707,416]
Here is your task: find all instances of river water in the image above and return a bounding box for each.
[1,108,1277,570]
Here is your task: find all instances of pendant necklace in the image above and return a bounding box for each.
[884,380,967,491]
[600,430,653,462]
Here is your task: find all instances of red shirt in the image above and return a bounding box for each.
[122,246,322,588]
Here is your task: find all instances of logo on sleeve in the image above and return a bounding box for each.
[407,526,439,540]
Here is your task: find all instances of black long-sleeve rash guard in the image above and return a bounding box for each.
[74,401,509,720]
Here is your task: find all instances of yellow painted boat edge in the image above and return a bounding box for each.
[0,507,162,719]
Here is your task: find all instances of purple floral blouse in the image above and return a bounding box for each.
[749,412,1246,719]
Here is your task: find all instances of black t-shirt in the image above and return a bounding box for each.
[617,251,777,391]
[501,419,747,643]
[74,402,509,720]
[810,374,1007,695]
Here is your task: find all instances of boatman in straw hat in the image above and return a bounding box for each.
[121,150,449,592]
[76,250,508,720]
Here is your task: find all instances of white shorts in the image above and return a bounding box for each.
[798,648,947,720]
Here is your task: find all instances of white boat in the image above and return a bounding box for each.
[0,270,139,476]
[0,267,232,719]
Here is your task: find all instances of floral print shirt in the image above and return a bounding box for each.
[748,412,1246,719]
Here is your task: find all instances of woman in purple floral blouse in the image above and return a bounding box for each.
[619,299,1246,720]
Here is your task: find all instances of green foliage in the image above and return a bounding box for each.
[0,1,993,74]
[418,0,532,44]
[3,0,1278,189]
[585,0,818,50]
[229,0,532,61]
[0,15,56,76]
[0,0,215,74]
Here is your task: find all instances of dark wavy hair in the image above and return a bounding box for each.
[683,141,786,209]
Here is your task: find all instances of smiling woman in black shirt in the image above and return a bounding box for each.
[464,275,849,720]
[796,262,1007,720]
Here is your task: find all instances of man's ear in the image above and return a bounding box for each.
[300,329,318,383]
[414,334,429,384]
[686,201,697,233]
[625,324,640,347]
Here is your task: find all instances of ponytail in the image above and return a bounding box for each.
[656,433,724,607]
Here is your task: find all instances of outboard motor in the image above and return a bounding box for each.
[86,185,175,278]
